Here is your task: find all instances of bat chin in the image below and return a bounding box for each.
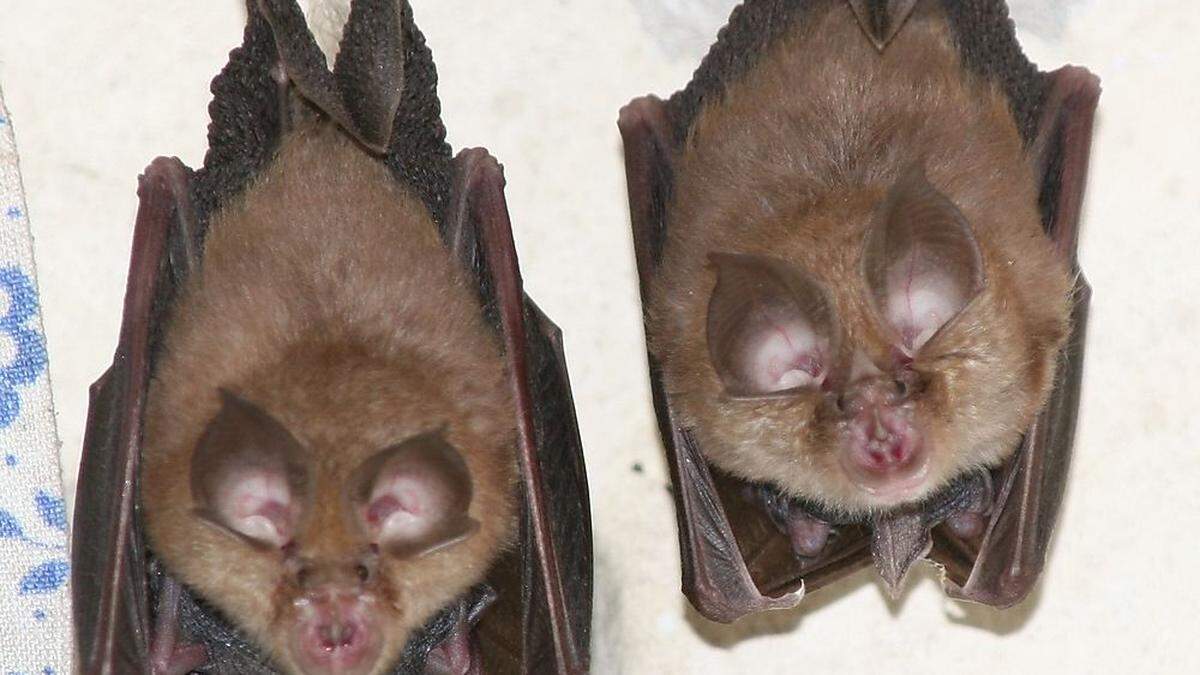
[288,595,384,675]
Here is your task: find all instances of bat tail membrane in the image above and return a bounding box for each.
[256,0,405,153]
[847,0,919,51]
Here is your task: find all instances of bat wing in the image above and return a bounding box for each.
[73,156,197,673]
[929,66,1100,607]
[620,7,1100,623]
[447,148,593,673]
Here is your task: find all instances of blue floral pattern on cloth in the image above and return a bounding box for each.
[0,87,71,672]
[0,267,49,427]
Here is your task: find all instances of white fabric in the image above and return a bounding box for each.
[0,86,72,675]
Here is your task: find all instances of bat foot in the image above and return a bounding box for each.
[751,484,834,558]
[423,609,481,675]
[151,643,208,675]
[151,575,209,675]
[943,470,994,540]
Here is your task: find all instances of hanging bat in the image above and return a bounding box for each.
[619,0,1098,621]
[70,1,592,672]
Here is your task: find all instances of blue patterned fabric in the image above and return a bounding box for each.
[0,86,71,673]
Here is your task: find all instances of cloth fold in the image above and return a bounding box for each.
[0,85,72,674]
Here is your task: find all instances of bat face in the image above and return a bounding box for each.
[140,128,518,675]
[188,392,479,675]
[646,1,1072,517]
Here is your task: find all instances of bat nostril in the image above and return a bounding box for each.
[317,621,357,650]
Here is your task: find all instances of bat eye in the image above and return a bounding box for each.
[356,563,371,583]
[295,566,311,588]
[834,393,848,414]
[892,369,924,401]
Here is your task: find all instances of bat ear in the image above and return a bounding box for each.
[706,253,838,397]
[862,166,985,356]
[191,390,309,549]
[349,430,479,559]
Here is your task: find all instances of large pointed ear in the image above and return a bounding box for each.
[862,167,985,355]
[706,253,838,397]
[349,431,479,559]
[191,390,309,549]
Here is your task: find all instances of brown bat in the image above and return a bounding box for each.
[620,0,1098,620]
[71,1,591,673]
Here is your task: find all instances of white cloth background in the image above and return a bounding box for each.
[0,87,71,674]
[0,0,1197,672]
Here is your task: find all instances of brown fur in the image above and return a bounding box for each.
[141,126,517,674]
[647,0,1071,516]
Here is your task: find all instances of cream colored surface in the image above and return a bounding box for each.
[0,0,1196,672]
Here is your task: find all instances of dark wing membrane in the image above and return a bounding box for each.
[73,157,195,673]
[449,149,592,673]
[666,0,1047,147]
[931,66,1099,607]
[192,0,452,240]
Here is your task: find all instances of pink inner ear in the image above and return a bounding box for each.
[706,252,837,397]
[885,249,969,353]
[209,466,295,548]
[355,434,477,558]
[366,474,443,545]
[740,317,828,393]
[862,167,984,355]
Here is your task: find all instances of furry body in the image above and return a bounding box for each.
[141,126,517,674]
[647,0,1071,516]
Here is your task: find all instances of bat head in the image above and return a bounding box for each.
[695,166,1069,515]
[190,391,482,675]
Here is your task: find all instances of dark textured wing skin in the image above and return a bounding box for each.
[446,149,592,674]
[73,157,194,674]
[75,1,591,672]
[191,0,452,240]
[620,0,1098,622]
[930,66,1099,607]
[256,0,406,153]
